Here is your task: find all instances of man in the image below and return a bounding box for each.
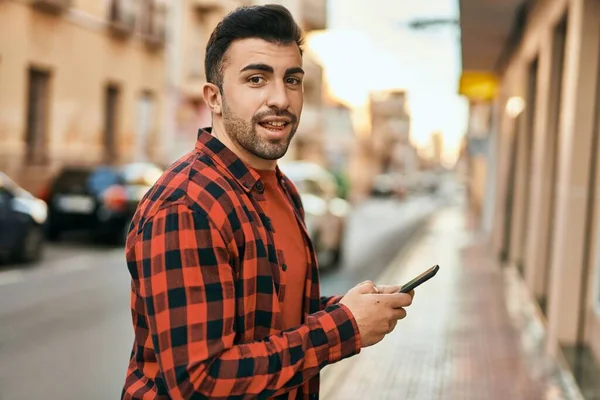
[122,5,414,399]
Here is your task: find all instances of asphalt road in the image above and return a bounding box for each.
[0,196,438,400]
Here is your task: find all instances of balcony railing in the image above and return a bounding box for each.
[192,0,241,13]
[141,1,167,48]
[192,0,222,12]
[31,0,71,14]
[109,0,136,37]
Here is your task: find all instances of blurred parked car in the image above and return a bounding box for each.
[41,162,163,244]
[0,172,47,262]
[279,161,351,269]
[411,171,440,195]
[371,173,407,198]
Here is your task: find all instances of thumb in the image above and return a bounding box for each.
[355,280,377,294]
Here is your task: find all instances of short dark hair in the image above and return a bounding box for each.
[205,4,304,89]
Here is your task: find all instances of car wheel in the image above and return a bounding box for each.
[106,220,130,246]
[45,217,61,241]
[13,224,44,263]
[119,220,130,246]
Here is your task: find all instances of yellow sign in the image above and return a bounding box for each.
[459,71,498,101]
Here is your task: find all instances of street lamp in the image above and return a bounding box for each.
[405,18,459,30]
[505,96,525,118]
[396,17,461,42]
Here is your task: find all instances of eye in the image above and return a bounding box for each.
[248,76,265,84]
[286,77,302,85]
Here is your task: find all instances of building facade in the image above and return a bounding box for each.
[369,90,414,174]
[460,0,600,393]
[0,0,167,193]
[366,89,418,193]
[322,101,355,175]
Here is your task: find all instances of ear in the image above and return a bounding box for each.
[202,82,222,115]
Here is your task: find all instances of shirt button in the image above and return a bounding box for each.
[282,264,288,272]
[255,181,264,193]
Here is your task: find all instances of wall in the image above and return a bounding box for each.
[0,0,166,193]
[491,0,600,367]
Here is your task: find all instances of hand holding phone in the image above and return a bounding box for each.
[398,264,440,293]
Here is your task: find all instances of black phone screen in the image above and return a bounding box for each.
[399,265,440,293]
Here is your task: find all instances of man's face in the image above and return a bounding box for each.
[219,38,304,161]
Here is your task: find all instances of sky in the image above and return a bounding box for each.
[306,0,469,164]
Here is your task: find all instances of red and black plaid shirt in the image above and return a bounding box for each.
[121,129,361,400]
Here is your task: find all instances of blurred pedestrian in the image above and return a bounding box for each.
[121,5,414,400]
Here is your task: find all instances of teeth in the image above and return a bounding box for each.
[265,121,286,127]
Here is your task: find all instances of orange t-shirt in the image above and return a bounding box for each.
[255,169,307,330]
[256,169,307,400]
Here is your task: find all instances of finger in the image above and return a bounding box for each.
[376,285,402,294]
[376,293,413,308]
[408,290,415,300]
[391,307,407,320]
[355,280,378,294]
[358,280,374,286]
[388,319,398,333]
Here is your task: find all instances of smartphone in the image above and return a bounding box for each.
[398,264,440,293]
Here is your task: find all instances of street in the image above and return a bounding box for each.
[0,196,438,400]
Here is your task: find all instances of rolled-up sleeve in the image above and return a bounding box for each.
[135,205,361,399]
[320,295,343,310]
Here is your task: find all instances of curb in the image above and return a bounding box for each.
[503,264,585,400]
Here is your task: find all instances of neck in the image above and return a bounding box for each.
[211,121,277,171]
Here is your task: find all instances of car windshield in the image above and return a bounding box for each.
[53,169,93,191]
[119,163,163,186]
[88,167,122,194]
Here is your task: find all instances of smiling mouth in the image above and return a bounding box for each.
[258,121,290,131]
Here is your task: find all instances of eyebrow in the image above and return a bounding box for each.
[240,63,305,76]
[285,67,305,75]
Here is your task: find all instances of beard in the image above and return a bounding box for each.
[221,98,299,161]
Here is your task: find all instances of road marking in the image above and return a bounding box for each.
[47,260,93,275]
[0,270,26,286]
[0,248,124,286]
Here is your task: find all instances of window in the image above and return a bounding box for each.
[135,91,155,161]
[518,56,539,275]
[110,0,135,22]
[189,12,207,78]
[88,167,122,195]
[540,15,567,314]
[595,32,600,307]
[25,68,51,164]
[52,168,93,193]
[140,0,154,35]
[109,0,136,34]
[140,0,166,36]
[104,84,120,164]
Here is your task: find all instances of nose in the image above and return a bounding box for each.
[265,81,291,111]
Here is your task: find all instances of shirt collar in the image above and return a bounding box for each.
[195,128,285,193]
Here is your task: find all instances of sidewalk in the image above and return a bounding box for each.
[321,206,584,400]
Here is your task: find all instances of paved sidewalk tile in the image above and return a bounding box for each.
[320,207,583,400]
